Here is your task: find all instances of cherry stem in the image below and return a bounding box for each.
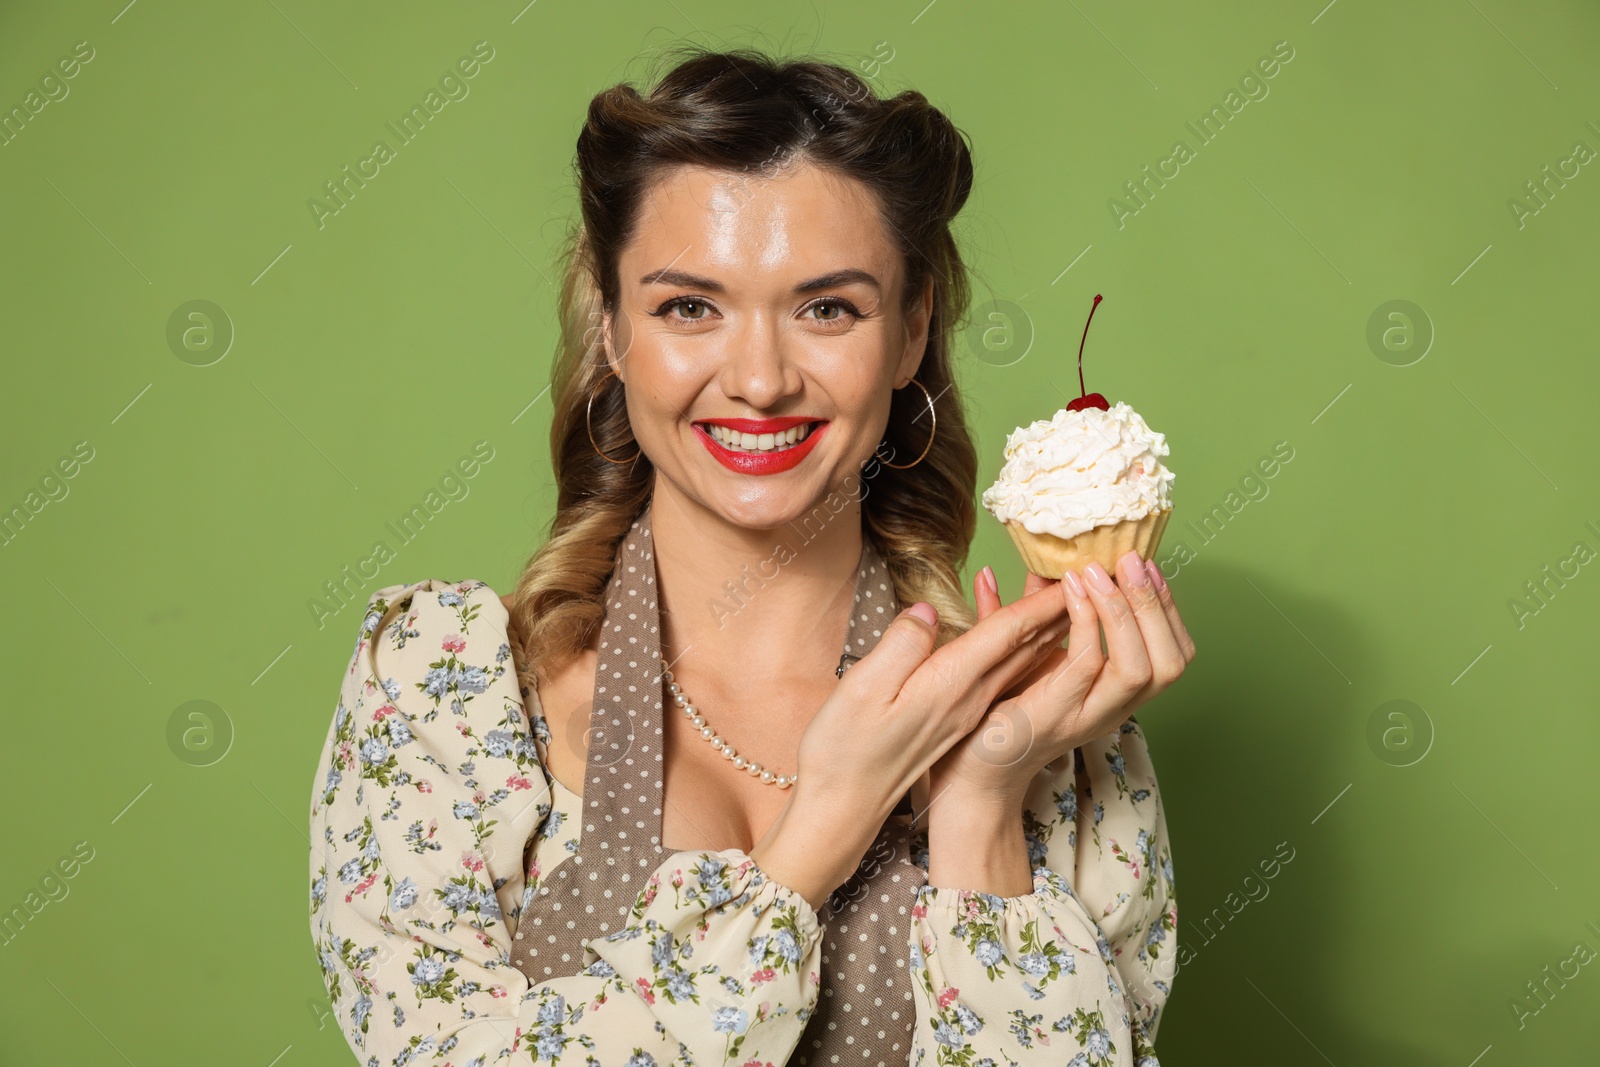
[1076,294,1103,399]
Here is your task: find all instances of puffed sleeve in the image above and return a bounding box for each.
[906,718,1175,1065]
[1050,717,1177,1043]
[909,868,1157,1065]
[308,579,824,1066]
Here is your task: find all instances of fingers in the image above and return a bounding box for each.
[980,597,1078,703]
[1114,551,1188,690]
[974,565,1061,644]
[917,579,1071,711]
[1022,570,1053,599]
[1053,570,1105,697]
[974,565,1058,618]
[973,565,1001,621]
[1080,558,1154,702]
[968,570,1108,762]
[975,565,1069,705]
[1145,559,1196,662]
[958,578,1070,666]
[847,601,942,700]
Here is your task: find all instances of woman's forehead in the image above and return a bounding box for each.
[623,162,899,292]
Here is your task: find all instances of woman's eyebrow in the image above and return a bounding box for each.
[794,268,881,293]
[638,267,881,293]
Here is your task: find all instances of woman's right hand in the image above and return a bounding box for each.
[750,584,1074,909]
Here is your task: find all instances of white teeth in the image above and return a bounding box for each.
[706,422,816,453]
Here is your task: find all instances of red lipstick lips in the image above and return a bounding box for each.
[692,417,828,475]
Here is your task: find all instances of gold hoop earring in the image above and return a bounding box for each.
[873,377,937,470]
[585,369,640,465]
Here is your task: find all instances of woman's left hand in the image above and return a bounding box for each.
[926,551,1196,812]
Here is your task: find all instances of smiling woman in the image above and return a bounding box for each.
[310,44,1184,1067]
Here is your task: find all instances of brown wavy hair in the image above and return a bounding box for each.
[508,45,981,689]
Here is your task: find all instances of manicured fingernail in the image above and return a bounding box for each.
[980,565,997,596]
[1145,559,1168,592]
[1063,570,1086,598]
[1120,552,1150,588]
[906,602,938,626]
[1084,561,1116,593]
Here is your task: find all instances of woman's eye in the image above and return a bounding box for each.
[669,299,709,320]
[651,296,860,324]
[650,297,716,322]
[806,299,858,323]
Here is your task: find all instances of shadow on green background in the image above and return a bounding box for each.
[3,0,1597,1062]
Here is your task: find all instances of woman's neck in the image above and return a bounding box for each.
[648,477,867,683]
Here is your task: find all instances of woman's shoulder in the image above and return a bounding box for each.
[341,579,515,689]
[317,576,551,844]
[353,577,510,629]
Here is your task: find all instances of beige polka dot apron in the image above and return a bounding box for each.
[513,502,930,1062]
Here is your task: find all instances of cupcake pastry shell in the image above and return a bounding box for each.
[1003,508,1171,580]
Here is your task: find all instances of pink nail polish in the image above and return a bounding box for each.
[1145,559,1168,592]
[1063,570,1086,598]
[1084,561,1116,593]
[981,565,997,596]
[1121,553,1150,587]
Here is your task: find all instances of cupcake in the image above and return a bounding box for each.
[979,295,1175,580]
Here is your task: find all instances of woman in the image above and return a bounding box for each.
[309,47,1193,1067]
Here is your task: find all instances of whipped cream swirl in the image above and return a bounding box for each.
[981,400,1175,541]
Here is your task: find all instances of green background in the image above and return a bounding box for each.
[3,0,1596,1062]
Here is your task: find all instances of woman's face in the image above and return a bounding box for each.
[603,160,933,531]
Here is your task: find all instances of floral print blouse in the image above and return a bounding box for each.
[309,579,1177,1066]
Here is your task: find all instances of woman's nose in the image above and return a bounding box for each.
[717,310,803,410]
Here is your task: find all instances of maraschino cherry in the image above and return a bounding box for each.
[1066,293,1110,412]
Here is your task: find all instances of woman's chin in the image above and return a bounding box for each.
[708,489,832,532]
[681,470,857,533]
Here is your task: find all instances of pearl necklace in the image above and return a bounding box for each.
[661,657,796,788]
